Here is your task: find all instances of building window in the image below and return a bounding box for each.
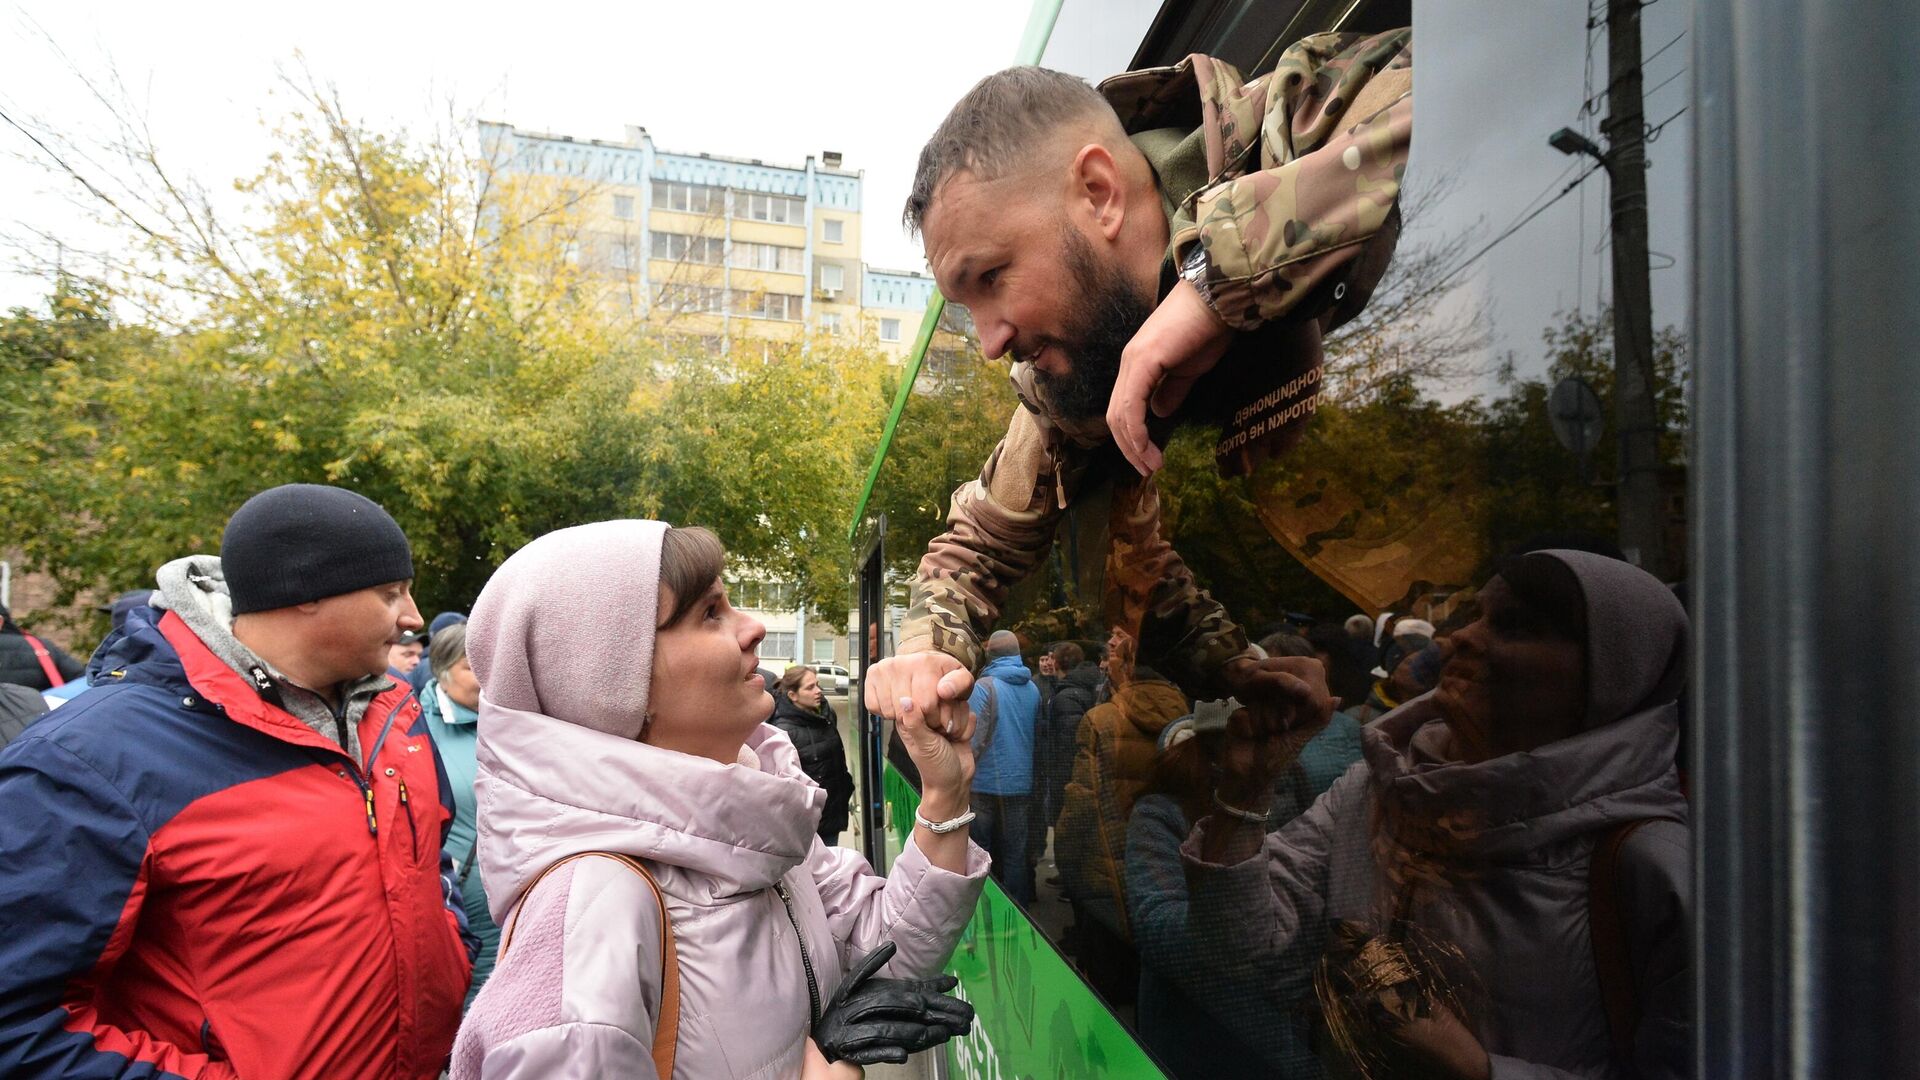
[762,632,797,661]
[613,194,634,220]
[735,291,805,322]
[818,264,845,293]
[812,639,836,664]
[653,283,726,314]
[880,318,902,342]
[736,191,806,224]
[820,312,844,336]
[730,241,805,274]
[823,219,844,244]
[651,180,724,215]
[651,232,726,265]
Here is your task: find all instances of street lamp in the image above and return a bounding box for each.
[1548,127,1607,166]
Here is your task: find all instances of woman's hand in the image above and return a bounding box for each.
[895,693,974,813]
[802,1038,863,1080]
[1387,1007,1492,1080]
[1214,655,1334,800]
[812,941,974,1067]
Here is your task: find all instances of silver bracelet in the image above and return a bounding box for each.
[914,807,976,834]
[1212,790,1272,824]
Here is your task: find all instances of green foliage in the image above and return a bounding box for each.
[0,90,893,631]
[864,353,1018,583]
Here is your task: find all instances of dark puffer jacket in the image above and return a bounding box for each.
[1040,662,1103,827]
[0,608,85,691]
[768,693,855,838]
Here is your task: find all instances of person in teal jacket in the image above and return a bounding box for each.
[421,621,499,1008]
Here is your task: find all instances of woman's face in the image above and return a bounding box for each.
[1431,575,1586,763]
[647,577,770,762]
[792,671,823,711]
[441,655,481,711]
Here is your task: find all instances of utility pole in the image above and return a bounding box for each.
[1551,0,1667,578]
[1602,0,1666,578]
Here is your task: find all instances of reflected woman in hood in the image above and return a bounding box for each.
[1184,550,1692,1080]
[452,521,987,1080]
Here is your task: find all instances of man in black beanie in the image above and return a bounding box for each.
[0,483,475,1079]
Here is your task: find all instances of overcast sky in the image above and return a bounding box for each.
[0,0,1046,302]
[2,0,1689,387]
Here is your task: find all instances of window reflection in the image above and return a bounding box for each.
[871,1,1694,1076]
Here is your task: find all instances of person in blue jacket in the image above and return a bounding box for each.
[967,629,1042,904]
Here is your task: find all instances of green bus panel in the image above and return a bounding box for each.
[882,765,1167,1079]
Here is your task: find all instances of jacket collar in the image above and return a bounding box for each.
[476,702,824,919]
[1362,695,1687,860]
[156,610,392,759]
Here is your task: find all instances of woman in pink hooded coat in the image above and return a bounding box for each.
[451,521,988,1079]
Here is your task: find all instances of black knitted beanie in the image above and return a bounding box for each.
[222,484,414,614]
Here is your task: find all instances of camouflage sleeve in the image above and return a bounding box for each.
[1175,28,1413,332]
[1105,476,1249,701]
[899,405,1069,674]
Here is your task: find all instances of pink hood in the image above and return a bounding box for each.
[468,518,668,741]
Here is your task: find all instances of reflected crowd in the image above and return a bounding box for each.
[931,537,1690,1080]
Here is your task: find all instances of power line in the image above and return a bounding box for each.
[1580,28,1688,116]
[1641,65,1687,106]
[1435,163,1604,292]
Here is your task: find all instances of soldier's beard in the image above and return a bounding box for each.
[1030,226,1155,422]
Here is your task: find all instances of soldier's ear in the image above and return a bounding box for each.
[1069,142,1128,240]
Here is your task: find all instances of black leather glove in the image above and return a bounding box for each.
[812,941,975,1065]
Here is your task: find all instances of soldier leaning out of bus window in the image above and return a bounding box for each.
[865,27,1414,794]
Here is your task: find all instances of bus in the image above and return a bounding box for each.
[846,0,1910,1076]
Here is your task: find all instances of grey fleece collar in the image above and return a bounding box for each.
[152,555,393,761]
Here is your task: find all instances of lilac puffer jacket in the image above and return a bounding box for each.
[451,704,987,1079]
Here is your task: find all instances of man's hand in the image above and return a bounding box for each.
[864,653,975,799]
[1214,655,1336,802]
[1107,279,1234,477]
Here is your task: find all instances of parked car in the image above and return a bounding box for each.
[815,664,852,694]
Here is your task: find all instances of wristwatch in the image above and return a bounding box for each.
[1179,243,1220,315]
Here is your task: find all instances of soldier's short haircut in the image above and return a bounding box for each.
[903,66,1115,237]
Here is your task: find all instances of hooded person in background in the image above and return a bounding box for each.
[0,603,84,691]
[771,665,857,845]
[419,621,499,1009]
[1184,551,1691,1079]
[0,483,473,1080]
[1349,633,1436,725]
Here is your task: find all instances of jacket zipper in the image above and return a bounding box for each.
[398,779,419,861]
[773,880,822,1026]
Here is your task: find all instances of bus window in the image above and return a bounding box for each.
[863,0,1693,1076]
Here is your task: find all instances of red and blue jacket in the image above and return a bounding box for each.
[0,604,475,1079]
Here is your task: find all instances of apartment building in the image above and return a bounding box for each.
[479,121,882,348]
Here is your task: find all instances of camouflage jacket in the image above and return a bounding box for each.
[900,30,1414,682]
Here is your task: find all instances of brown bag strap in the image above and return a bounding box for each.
[501,852,679,1078]
[1590,819,1654,1077]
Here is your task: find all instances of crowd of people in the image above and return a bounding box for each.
[0,21,1698,1080]
[0,485,981,1079]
